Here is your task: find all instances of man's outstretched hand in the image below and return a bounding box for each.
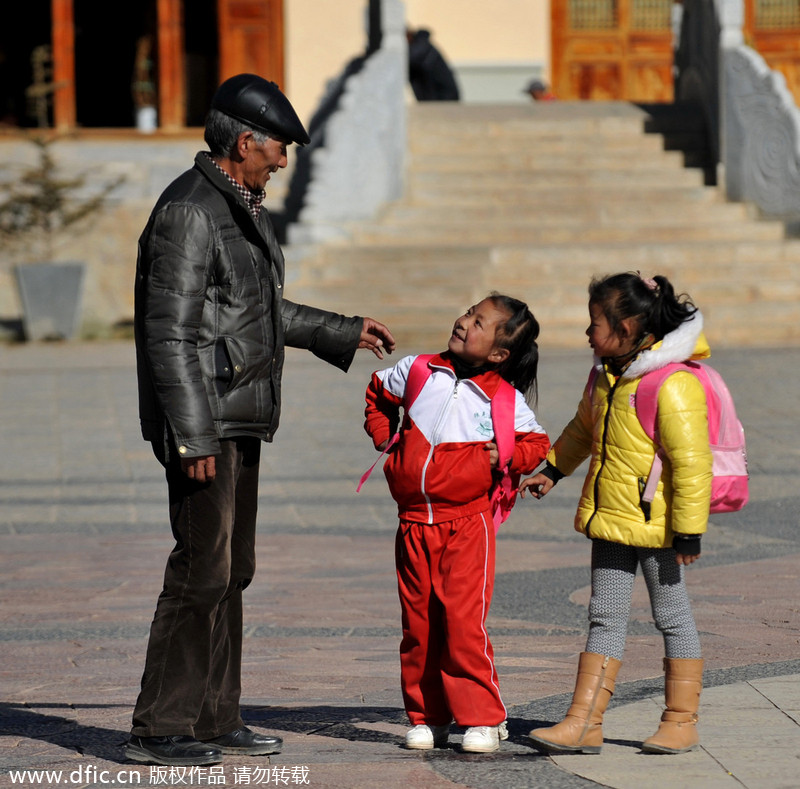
[359,317,396,360]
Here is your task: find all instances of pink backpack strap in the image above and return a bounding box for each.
[356,431,399,492]
[492,380,517,470]
[586,366,600,398]
[404,354,436,413]
[684,363,721,437]
[635,361,702,503]
[634,362,688,441]
[490,380,518,532]
[357,355,434,493]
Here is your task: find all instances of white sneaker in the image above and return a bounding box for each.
[461,722,508,753]
[404,724,450,750]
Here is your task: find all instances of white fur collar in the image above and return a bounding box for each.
[591,311,704,379]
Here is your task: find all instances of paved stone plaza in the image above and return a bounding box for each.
[0,340,798,788]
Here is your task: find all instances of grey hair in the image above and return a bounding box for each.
[204,108,270,157]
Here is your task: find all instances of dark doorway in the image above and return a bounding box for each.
[185,0,219,126]
[74,0,157,127]
[0,1,52,127]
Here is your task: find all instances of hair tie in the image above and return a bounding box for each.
[637,272,659,293]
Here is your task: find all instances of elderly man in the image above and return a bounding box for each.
[127,73,395,767]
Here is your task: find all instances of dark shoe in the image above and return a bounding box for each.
[203,726,282,755]
[125,735,223,766]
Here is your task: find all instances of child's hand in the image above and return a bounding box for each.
[676,552,700,566]
[484,442,500,468]
[519,473,554,500]
[377,439,389,451]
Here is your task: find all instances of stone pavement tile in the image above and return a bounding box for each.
[552,696,732,789]
[553,678,800,789]
[754,675,800,724]
[701,694,799,773]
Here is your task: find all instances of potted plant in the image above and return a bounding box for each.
[0,135,124,341]
[132,34,157,133]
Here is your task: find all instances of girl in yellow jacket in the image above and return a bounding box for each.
[520,271,712,756]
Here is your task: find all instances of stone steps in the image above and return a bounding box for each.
[306,240,800,279]
[286,102,799,350]
[410,135,669,156]
[410,150,694,171]
[350,221,784,245]
[384,191,738,215]
[407,167,707,190]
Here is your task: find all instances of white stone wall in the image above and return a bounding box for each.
[678,0,800,219]
[288,0,408,243]
[721,32,800,217]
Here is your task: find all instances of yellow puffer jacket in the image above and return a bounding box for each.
[549,314,713,548]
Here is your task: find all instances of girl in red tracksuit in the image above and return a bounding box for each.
[364,293,550,753]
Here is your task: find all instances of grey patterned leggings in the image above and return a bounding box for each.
[585,539,701,661]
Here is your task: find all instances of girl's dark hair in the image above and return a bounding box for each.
[588,272,697,344]
[488,292,540,402]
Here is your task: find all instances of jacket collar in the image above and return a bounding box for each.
[619,311,710,379]
[193,151,285,281]
[195,151,250,208]
[429,352,506,399]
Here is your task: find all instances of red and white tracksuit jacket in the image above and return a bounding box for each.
[364,353,550,727]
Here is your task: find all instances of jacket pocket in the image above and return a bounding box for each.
[213,338,235,397]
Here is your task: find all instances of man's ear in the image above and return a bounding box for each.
[489,346,510,364]
[235,131,253,159]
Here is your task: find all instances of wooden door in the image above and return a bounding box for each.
[51,0,76,131]
[217,0,285,87]
[157,0,185,131]
[745,0,800,104]
[551,0,674,101]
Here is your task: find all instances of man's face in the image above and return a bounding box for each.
[241,133,289,192]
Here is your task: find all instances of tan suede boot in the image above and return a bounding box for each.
[528,652,622,754]
[642,657,703,754]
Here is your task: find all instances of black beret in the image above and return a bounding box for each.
[211,73,310,146]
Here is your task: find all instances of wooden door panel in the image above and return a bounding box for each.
[745,0,800,105]
[628,62,673,101]
[629,0,672,31]
[569,39,624,57]
[628,33,673,55]
[552,0,673,101]
[217,0,284,86]
[568,62,623,100]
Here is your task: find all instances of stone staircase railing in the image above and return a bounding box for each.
[287,0,407,245]
[678,0,800,222]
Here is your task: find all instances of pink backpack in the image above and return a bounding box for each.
[590,361,749,514]
[358,354,519,532]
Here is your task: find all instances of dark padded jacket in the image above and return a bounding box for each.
[135,152,362,461]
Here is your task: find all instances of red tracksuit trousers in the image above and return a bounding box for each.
[395,509,506,727]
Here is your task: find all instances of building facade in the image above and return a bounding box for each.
[1,0,798,135]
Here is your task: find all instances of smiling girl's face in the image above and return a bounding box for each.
[448,298,511,367]
[586,301,637,358]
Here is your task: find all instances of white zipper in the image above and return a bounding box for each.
[420,378,460,523]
